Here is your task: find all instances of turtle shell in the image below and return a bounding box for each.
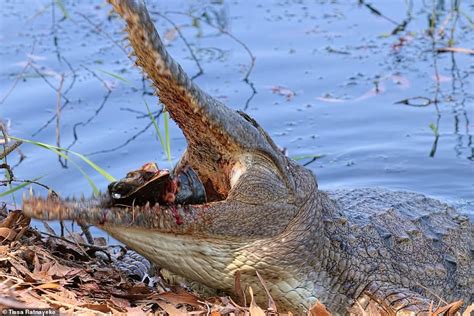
[108,162,206,206]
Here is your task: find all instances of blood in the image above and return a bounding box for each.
[99,209,109,225]
[170,205,183,225]
[163,177,178,204]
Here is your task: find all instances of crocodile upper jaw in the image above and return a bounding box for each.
[108,0,298,202]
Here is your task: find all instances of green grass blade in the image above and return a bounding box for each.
[54,0,68,18]
[67,159,100,195]
[429,123,439,136]
[460,10,474,28]
[98,69,130,84]
[0,177,43,198]
[163,111,172,162]
[144,100,167,152]
[10,137,116,194]
[291,154,324,161]
[68,152,116,182]
[11,137,115,182]
[21,139,99,194]
[144,100,173,167]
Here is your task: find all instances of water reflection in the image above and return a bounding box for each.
[1,0,473,211]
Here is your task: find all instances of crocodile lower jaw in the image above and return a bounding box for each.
[104,225,319,312]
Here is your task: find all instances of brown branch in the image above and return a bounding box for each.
[77,221,94,245]
[64,65,113,152]
[0,40,36,105]
[77,12,128,56]
[0,164,14,183]
[61,224,91,259]
[9,179,57,194]
[87,110,162,156]
[0,140,22,160]
[165,10,257,110]
[32,56,76,137]
[40,231,125,255]
[358,0,399,25]
[436,47,474,55]
[56,75,65,167]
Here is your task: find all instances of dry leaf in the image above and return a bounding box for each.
[125,306,148,315]
[437,47,474,55]
[47,262,73,278]
[234,270,245,306]
[109,296,131,309]
[308,300,331,316]
[106,299,128,313]
[255,270,277,312]
[80,303,113,313]
[37,282,61,290]
[270,85,296,101]
[462,304,474,316]
[316,96,346,103]
[0,296,29,309]
[432,300,463,315]
[156,300,188,316]
[0,227,16,241]
[159,289,202,308]
[248,287,265,316]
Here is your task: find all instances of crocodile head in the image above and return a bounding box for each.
[23,0,321,312]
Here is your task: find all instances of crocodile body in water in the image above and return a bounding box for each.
[23,0,472,314]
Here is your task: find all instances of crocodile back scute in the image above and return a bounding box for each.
[328,188,473,305]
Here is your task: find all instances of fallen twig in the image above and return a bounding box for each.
[56,74,66,167]
[165,10,257,110]
[0,40,36,105]
[65,65,113,152]
[436,47,474,55]
[87,110,162,156]
[32,57,75,137]
[40,230,123,258]
[395,96,433,107]
[0,141,22,161]
[77,12,128,56]
[358,0,399,26]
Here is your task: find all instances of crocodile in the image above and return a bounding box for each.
[22,0,472,314]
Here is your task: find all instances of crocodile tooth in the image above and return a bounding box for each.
[47,189,54,198]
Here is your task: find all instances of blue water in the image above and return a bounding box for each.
[1,0,473,235]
